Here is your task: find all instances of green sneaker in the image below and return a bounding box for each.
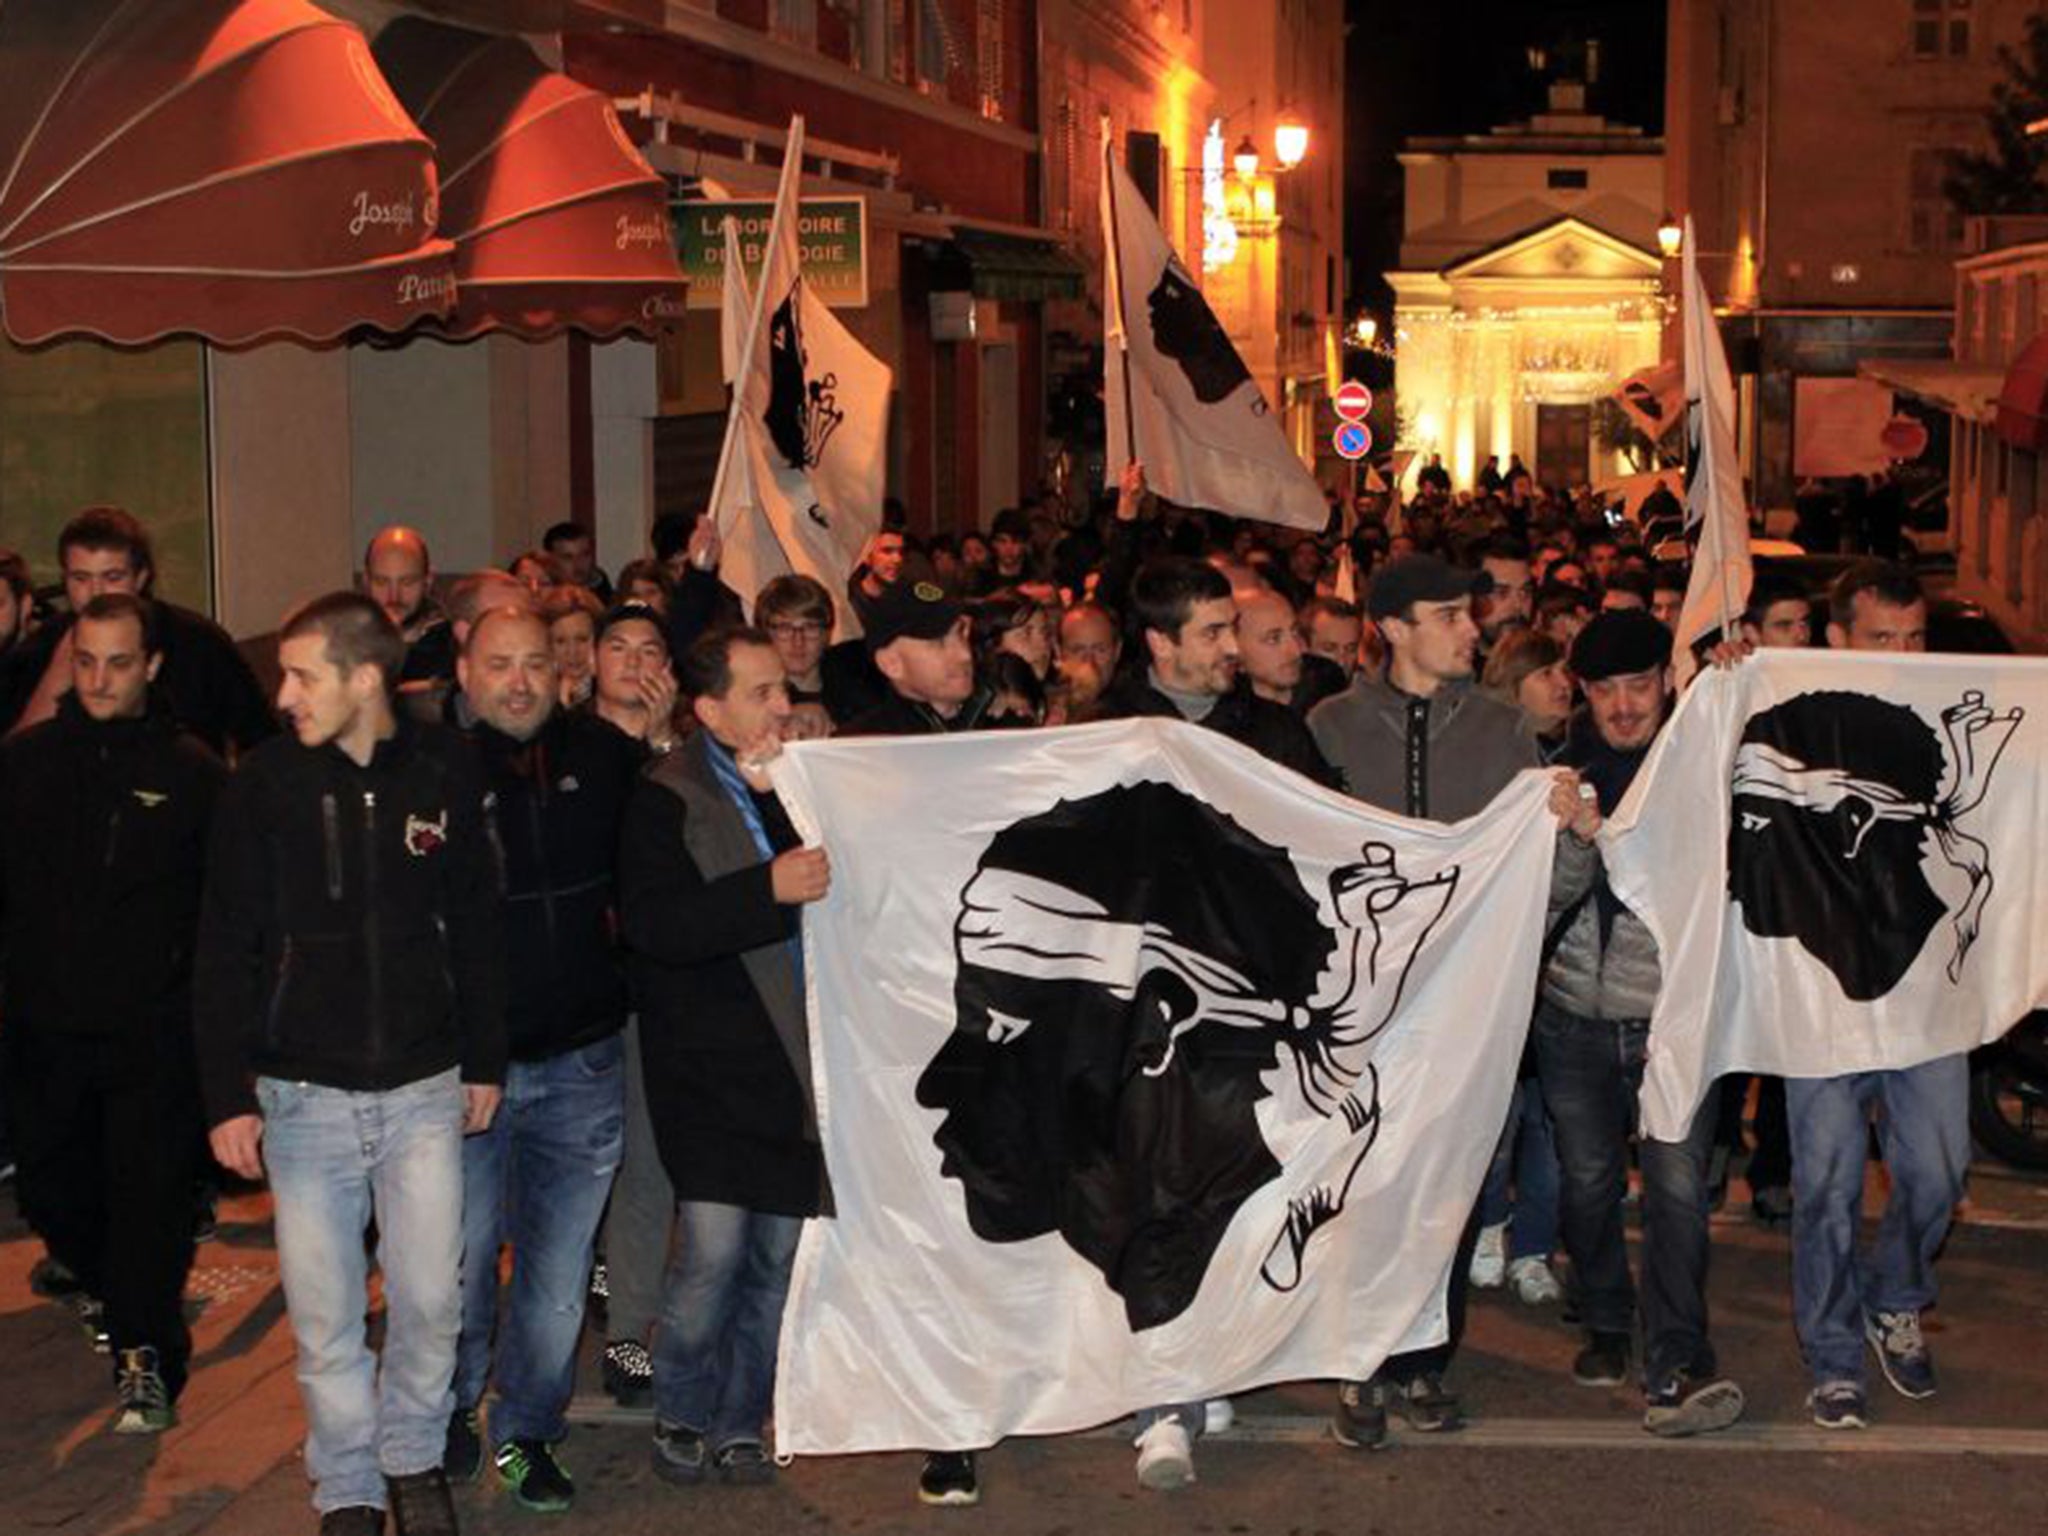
[113,1347,176,1434]
[493,1438,574,1513]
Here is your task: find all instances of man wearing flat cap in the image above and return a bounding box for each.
[1307,554,1601,1449]
[1537,609,1745,1439]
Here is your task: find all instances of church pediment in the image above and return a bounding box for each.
[1443,217,1662,282]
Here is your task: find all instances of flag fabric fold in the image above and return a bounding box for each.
[1102,138,1327,530]
[1602,650,2048,1143]
[1673,218,1752,669]
[707,115,892,622]
[769,720,1559,1454]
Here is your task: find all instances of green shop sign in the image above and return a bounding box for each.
[673,198,869,310]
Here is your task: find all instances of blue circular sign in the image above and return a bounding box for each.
[1332,421,1373,460]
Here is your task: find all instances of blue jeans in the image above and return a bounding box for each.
[652,1201,802,1447]
[259,1070,466,1515]
[1478,1076,1561,1261]
[1533,1006,1722,1389]
[455,1035,625,1443]
[1786,1053,1970,1388]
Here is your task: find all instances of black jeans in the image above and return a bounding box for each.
[1532,1003,1721,1389]
[1380,1199,1482,1386]
[3,1024,201,1394]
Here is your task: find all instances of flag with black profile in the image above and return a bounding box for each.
[1100,133,1327,530]
[707,114,892,626]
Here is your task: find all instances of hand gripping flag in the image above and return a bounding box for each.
[707,115,891,623]
[1102,136,1327,530]
[768,720,1559,1453]
[1602,649,2048,1142]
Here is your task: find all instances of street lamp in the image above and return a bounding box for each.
[1233,135,1261,180]
[1657,211,1683,258]
[1274,117,1310,172]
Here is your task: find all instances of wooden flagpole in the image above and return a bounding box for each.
[1101,121,1138,469]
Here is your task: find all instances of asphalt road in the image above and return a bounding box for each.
[4,1157,2046,1536]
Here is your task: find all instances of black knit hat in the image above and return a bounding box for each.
[1569,609,1673,681]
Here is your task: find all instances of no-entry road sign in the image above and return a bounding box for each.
[1334,380,1373,421]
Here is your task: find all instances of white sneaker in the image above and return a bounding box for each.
[1203,1398,1234,1435]
[1508,1254,1564,1305]
[1469,1222,1508,1288]
[1134,1418,1196,1491]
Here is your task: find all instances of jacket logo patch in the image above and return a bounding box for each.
[132,789,169,808]
[405,810,449,857]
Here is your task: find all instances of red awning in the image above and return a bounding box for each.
[0,0,457,347]
[1996,331,2048,454]
[375,18,686,341]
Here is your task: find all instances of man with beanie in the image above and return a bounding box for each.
[1308,555,1600,1448]
[1539,609,1744,1437]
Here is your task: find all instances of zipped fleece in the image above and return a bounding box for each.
[0,696,226,1041]
[470,709,640,1061]
[193,717,507,1125]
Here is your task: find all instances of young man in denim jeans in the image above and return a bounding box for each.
[197,593,505,1536]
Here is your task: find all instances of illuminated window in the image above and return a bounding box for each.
[1911,0,1970,59]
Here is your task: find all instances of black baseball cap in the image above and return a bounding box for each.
[1365,555,1479,621]
[864,578,963,653]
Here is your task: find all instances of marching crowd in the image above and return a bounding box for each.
[0,466,1983,1533]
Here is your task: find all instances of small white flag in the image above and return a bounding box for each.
[707,116,892,624]
[1102,137,1325,530]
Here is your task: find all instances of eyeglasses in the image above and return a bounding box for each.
[765,620,826,639]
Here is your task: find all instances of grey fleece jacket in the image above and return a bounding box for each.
[1307,672,1538,821]
[1539,836,1662,1022]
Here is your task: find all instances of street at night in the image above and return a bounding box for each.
[5,2,2048,1534]
[7,1157,2048,1535]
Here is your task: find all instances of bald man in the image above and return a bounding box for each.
[1235,588,1306,707]
[363,526,454,687]
[446,605,642,1507]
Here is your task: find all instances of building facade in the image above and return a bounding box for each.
[1389,78,1666,493]
[1664,0,2039,510]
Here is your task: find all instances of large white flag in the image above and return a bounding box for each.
[769,720,1558,1454]
[1603,650,2048,1142]
[1102,139,1326,530]
[1673,217,1752,665]
[708,116,892,619]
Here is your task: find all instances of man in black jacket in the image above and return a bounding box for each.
[444,608,642,1510]
[838,578,993,1509]
[1092,556,1335,791]
[195,592,505,1536]
[0,594,225,1434]
[0,506,274,757]
[842,579,993,738]
[1085,555,1331,1490]
[621,627,830,1490]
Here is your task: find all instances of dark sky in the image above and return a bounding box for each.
[1343,0,1667,312]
